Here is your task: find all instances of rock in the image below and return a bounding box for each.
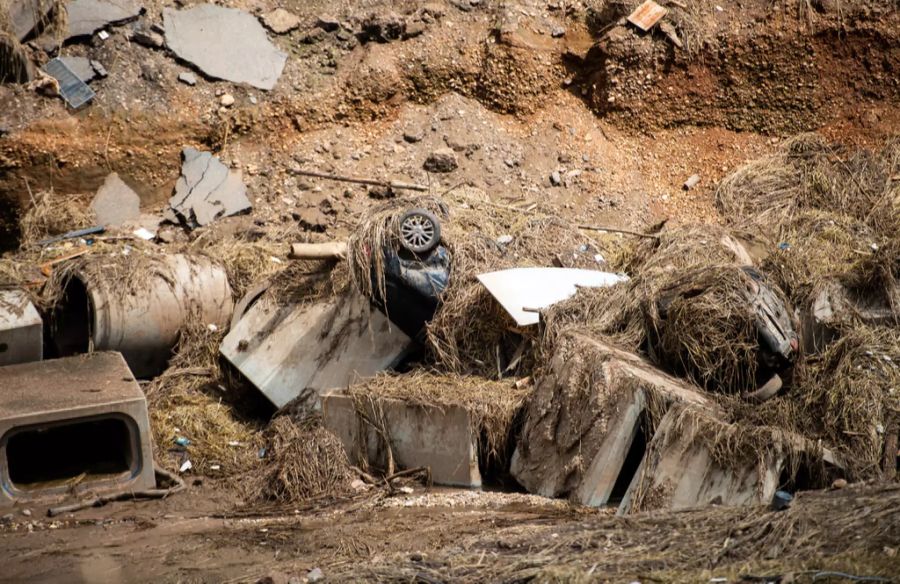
[316,15,340,31]
[163,4,288,91]
[497,234,513,245]
[296,207,329,231]
[169,147,251,227]
[66,0,142,40]
[551,25,566,38]
[832,478,848,489]
[403,20,427,38]
[402,128,425,143]
[550,170,562,186]
[220,93,235,107]
[261,8,301,34]
[21,509,31,517]
[131,29,165,48]
[307,568,324,583]
[178,71,197,86]
[91,173,141,227]
[359,12,405,43]
[683,174,701,190]
[367,185,395,199]
[90,60,108,77]
[423,148,458,173]
[58,56,96,83]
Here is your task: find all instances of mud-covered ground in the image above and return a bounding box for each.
[2,0,900,581]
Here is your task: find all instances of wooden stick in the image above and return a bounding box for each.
[577,224,660,239]
[289,241,348,260]
[291,169,428,192]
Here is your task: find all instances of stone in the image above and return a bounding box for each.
[163,4,287,91]
[683,173,701,190]
[549,170,562,186]
[178,71,197,86]
[0,290,43,367]
[322,390,481,487]
[90,172,141,227]
[316,15,340,31]
[219,93,234,107]
[131,29,165,48]
[169,147,251,227]
[510,332,715,507]
[306,568,324,583]
[296,207,329,231]
[403,128,425,143]
[403,20,427,38]
[90,60,108,77]
[65,0,142,40]
[423,148,458,173]
[58,56,95,83]
[551,25,566,37]
[261,8,300,34]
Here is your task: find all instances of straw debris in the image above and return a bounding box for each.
[18,191,93,248]
[245,415,354,504]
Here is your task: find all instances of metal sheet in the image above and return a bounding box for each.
[477,268,628,326]
[220,293,412,409]
[43,57,95,109]
[627,0,668,31]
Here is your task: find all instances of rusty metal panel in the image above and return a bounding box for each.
[627,0,668,31]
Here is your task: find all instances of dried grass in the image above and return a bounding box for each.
[145,313,263,475]
[18,190,94,248]
[244,416,354,504]
[717,133,900,238]
[348,370,530,467]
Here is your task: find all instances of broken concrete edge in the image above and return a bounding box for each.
[616,403,847,515]
[0,352,156,507]
[320,389,483,488]
[0,289,43,367]
[64,0,145,41]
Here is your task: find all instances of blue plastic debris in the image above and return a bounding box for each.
[778,242,791,251]
[175,437,191,447]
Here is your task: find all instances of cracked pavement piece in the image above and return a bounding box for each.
[168,147,251,227]
[163,4,287,91]
[65,0,142,40]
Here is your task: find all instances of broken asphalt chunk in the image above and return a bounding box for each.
[58,56,96,83]
[65,0,142,41]
[168,147,251,228]
[91,172,141,227]
[163,4,287,91]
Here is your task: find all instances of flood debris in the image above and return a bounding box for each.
[65,0,142,41]
[168,147,251,228]
[163,4,287,91]
[0,289,42,366]
[42,57,95,108]
[627,0,668,31]
[0,352,156,507]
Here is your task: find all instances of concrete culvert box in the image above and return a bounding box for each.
[0,289,43,367]
[0,352,155,507]
[51,253,234,378]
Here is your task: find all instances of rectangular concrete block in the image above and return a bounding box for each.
[321,390,482,488]
[0,352,155,507]
[511,332,716,507]
[221,292,412,409]
[617,407,782,515]
[0,290,43,367]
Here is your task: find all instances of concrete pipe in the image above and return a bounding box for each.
[52,254,234,378]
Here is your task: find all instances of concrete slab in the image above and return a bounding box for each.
[10,0,55,41]
[510,332,715,507]
[220,292,412,410]
[163,4,288,91]
[168,148,251,227]
[0,352,155,507]
[90,172,141,227]
[321,390,481,488]
[617,407,782,514]
[65,0,142,40]
[0,290,42,367]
